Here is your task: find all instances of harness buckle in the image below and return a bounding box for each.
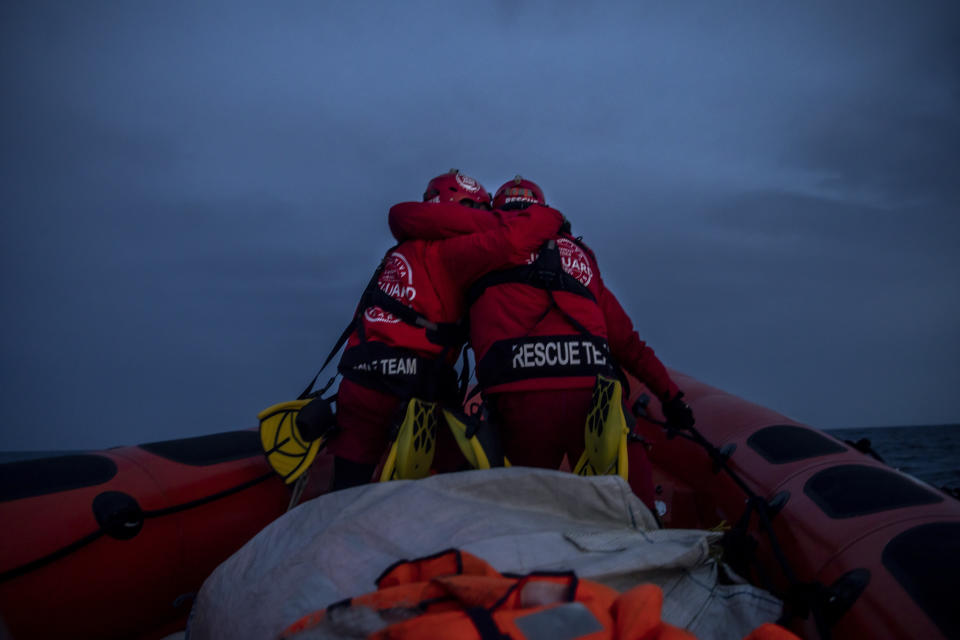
[533,239,562,289]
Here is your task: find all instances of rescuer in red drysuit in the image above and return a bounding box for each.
[327,171,565,489]
[388,176,695,509]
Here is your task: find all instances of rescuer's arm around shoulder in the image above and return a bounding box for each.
[598,284,695,428]
[389,201,505,241]
[435,204,564,289]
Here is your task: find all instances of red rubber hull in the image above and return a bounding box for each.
[2,374,956,640]
[0,431,331,640]
[629,371,959,640]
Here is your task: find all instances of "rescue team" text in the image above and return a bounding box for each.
[352,357,418,376]
[511,340,607,369]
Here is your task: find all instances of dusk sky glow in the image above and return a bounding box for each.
[2,1,958,450]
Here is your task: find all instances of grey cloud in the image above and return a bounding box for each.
[2,1,958,450]
[786,105,960,205]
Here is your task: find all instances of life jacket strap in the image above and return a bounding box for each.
[464,607,510,640]
[299,250,397,398]
[363,288,466,347]
[465,239,596,308]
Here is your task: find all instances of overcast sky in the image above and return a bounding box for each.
[2,1,958,450]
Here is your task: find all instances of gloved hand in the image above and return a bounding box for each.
[662,392,695,430]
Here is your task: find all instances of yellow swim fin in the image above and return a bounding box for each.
[573,375,629,481]
[258,400,324,485]
[380,398,438,481]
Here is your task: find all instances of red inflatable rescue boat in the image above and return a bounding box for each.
[627,371,959,640]
[0,371,957,640]
[0,430,330,639]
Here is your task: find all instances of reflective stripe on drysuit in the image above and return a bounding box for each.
[279,549,800,640]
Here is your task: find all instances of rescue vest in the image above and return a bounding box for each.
[279,549,800,640]
[336,250,467,402]
[469,238,616,390]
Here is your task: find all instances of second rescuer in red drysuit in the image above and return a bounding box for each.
[326,171,564,489]
[388,177,695,508]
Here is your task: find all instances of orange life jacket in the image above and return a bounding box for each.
[280,549,799,640]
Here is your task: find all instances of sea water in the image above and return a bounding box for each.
[3,426,958,492]
[825,424,960,490]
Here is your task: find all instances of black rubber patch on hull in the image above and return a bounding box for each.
[139,430,261,466]
[882,522,960,638]
[804,464,943,518]
[747,425,845,464]
[0,454,118,503]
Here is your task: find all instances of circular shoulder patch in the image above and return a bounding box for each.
[557,238,594,286]
[364,252,416,323]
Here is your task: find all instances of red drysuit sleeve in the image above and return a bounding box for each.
[598,281,680,402]
[389,201,506,241]
[431,206,563,291]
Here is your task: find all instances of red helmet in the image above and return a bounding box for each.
[493,176,546,210]
[422,169,491,210]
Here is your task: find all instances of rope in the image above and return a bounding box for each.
[649,415,834,639]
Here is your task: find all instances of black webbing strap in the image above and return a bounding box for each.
[546,286,631,393]
[299,321,356,399]
[300,246,464,398]
[464,608,510,640]
[366,288,436,331]
[298,252,395,398]
[544,289,592,336]
[465,239,596,308]
[364,288,465,347]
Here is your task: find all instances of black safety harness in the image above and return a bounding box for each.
[465,237,596,308]
[467,238,618,390]
[302,249,468,404]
